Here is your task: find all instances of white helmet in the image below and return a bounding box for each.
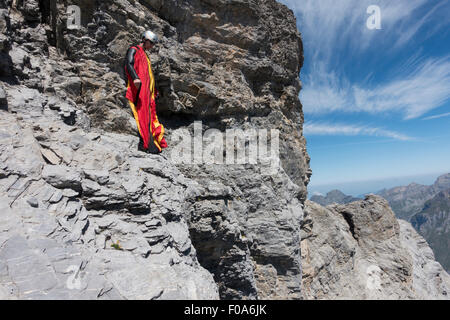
[142,30,159,44]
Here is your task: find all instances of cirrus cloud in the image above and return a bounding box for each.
[303,121,414,141]
[279,0,450,119]
[301,56,450,119]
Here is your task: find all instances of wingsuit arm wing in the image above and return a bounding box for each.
[125,47,139,81]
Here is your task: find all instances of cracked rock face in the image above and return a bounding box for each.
[182,163,304,299]
[1,0,310,299]
[0,106,219,300]
[302,195,450,299]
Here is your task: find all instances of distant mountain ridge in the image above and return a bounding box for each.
[411,189,450,273]
[376,173,450,221]
[310,189,361,206]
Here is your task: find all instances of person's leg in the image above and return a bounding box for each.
[128,100,147,152]
[147,122,161,154]
[128,100,142,135]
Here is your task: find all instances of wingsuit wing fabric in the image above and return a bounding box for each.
[125,46,167,152]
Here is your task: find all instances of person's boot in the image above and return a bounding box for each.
[146,133,161,154]
[138,137,146,152]
[147,142,161,154]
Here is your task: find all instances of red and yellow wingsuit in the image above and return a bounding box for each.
[125,45,167,152]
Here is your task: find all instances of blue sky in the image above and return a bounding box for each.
[278,0,450,196]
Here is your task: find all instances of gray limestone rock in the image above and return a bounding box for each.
[42,165,83,192]
[398,219,450,298]
[0,102,220,300]
[26,197,39,208]
[182,163,303,299]
[302,196,450,299]
[40,148,61,165]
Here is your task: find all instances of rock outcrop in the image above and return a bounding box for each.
[301,195,450,299]
[376,173,450,274]
[0,0,310,299]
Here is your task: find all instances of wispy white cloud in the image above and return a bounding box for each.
[301,56,450,119]
[390,1,449,49]
[278,0,450,119]
[422,112,450,120]
[279,0,449,61]
[303,121,414,141]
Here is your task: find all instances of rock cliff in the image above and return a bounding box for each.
[0,0,310,299]
[376,173,450,274]
[301,195,450,299]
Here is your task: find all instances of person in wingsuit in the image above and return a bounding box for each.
[124,30,167,154]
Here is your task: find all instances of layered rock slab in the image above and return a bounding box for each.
[0,105,218,300]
